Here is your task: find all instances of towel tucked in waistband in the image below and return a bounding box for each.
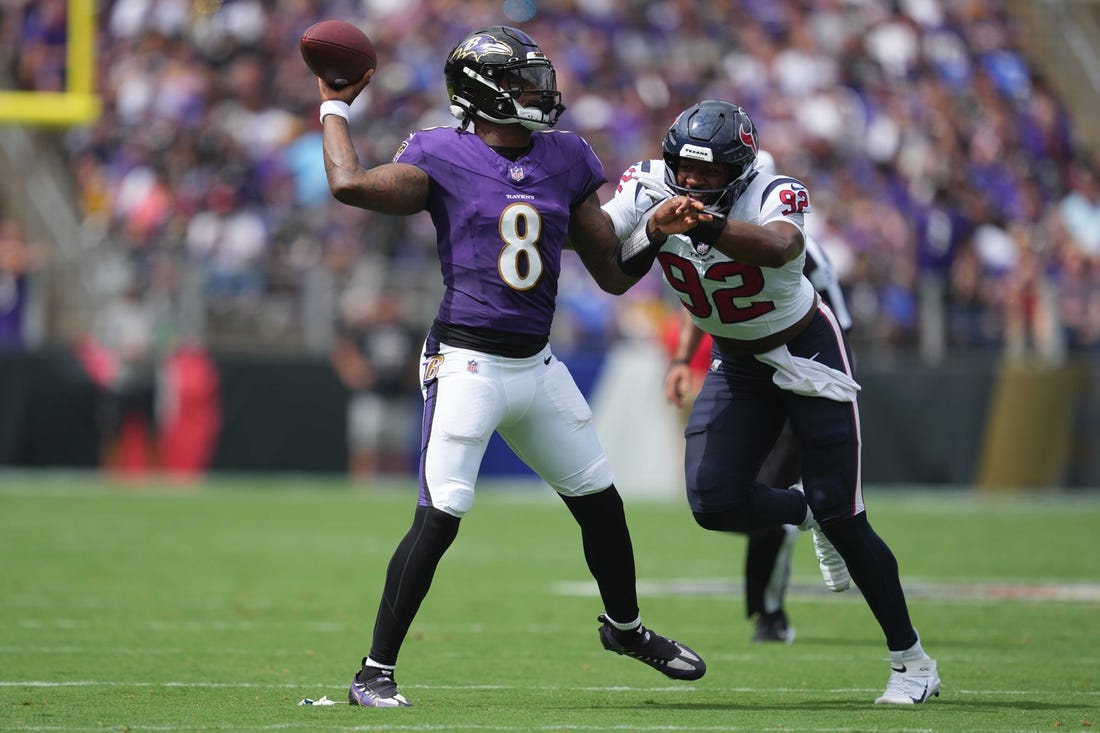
[754,345,861,403]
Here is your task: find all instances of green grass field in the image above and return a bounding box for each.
[2,473,1098,732]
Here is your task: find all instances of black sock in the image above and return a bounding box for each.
[368,505,461,666]
[745,526,786,618]
[819,512,918,651]
[355,663,393,681]
[560,486,640,624]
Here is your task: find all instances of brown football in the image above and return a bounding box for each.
[300,20,377,88]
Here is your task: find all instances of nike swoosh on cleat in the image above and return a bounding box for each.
[891,665,907,673]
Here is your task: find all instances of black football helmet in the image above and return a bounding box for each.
[662,100,759,215]
[444,26,565,130]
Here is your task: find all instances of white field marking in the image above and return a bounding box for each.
[0,726,1032,733]
[7,618,345,632]
[3,680,1097,697]
[0,646,312,656]
[704,651,1100,669]
[1,615,542,635]
[11,576,1100,609]
[14,645,1100,671]
[553,578,1100,603]
[0,721,954,726]
[1,724,1095,733]
[3,596,272,610]
[0,681,686,691]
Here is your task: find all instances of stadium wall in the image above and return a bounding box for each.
[0,349,1095,488]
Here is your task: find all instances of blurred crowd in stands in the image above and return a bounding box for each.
[3,0,1100,364]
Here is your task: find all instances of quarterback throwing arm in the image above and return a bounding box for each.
[315,26,710,708]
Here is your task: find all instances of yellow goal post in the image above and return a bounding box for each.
[0,0,100,126]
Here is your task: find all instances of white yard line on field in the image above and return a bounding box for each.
[554,578,1100,602]
[0,718,1093,733]
[2,680,1097,697]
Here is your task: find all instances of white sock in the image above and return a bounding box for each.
[364,657,394,672]
[603,614,642,632]
[889,633,930,665]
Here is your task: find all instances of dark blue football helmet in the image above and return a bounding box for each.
[662,100,759,215]
[444,26,565,130]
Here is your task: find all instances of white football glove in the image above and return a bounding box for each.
[631,169,672,210]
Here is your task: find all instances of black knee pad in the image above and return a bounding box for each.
[817,511,870,551]
[693,509,751,533]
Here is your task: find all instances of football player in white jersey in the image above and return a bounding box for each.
[665,150,855,644]
[603,100,941,705]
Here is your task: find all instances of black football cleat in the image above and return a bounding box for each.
[598,614,706,681]
[348,662,411,707]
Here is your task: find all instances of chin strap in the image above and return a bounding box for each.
[449,102,474,131]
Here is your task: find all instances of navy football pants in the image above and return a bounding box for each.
[684,309,861,528]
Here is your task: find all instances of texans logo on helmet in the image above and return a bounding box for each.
[738,123,757,153]
[451,35,512,63]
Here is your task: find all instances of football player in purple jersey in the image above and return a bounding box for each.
[603,100,941,705]
[314,26,706,707]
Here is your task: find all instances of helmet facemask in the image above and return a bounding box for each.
[663,156,756,218]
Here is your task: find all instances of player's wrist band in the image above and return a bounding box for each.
[689,215,725,245]
[669,358,690,366]
[319,100,351,123]
[646,221,664,244]
[618,214,661,277]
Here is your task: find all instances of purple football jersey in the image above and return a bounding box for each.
[394,126,604,338]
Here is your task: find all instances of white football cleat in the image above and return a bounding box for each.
[811,528,850,592]
[790,483,850,592]
[874,658,941,704]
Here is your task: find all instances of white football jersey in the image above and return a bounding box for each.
[604,159,816,341]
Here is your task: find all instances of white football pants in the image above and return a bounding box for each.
[419,343,615,517]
